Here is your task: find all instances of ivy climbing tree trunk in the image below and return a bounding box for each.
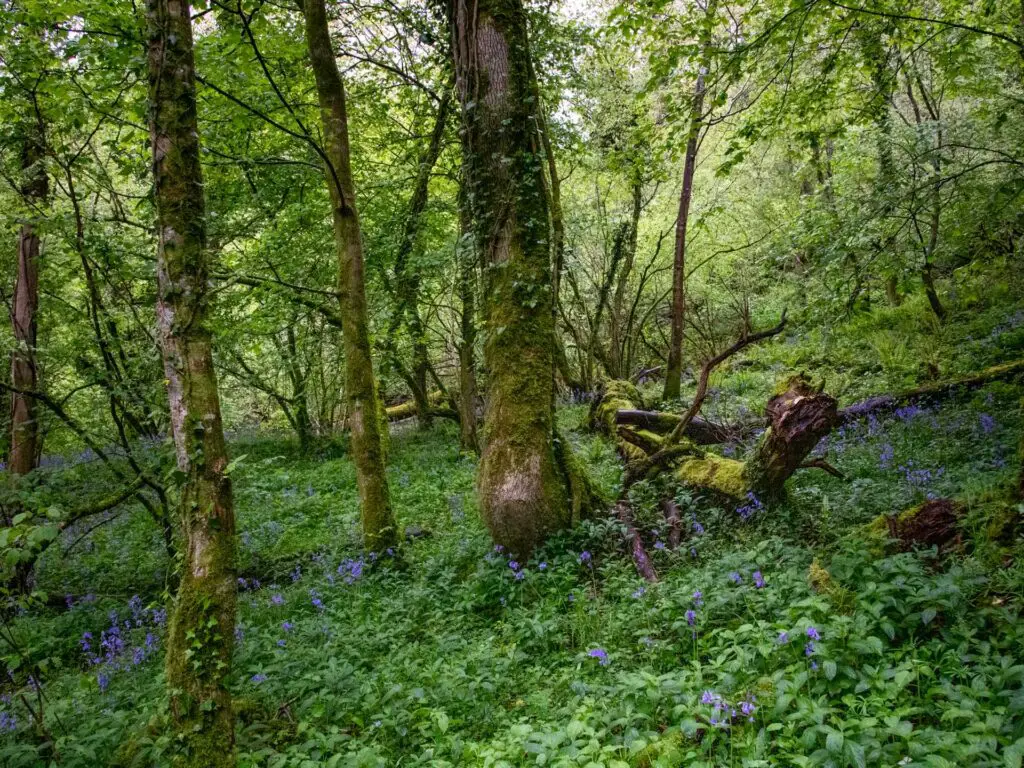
[9,117,47,476]
[303,0,397,550]
[664,0,716,400]
[146,0,236,763]
[451,0,587,556]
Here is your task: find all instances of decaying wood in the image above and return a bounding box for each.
[660,498,683,549]
[616,501,657,582]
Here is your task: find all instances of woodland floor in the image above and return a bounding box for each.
[3,289,1024,767]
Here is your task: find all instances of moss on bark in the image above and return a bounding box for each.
[304,0,397,552]
[146,0,236,760]
[450,0,569,557]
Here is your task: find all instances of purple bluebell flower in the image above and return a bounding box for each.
[654,541,666,550]
[685,609,696,626]
[729,572,742,585]
[578,551,592,564]
[0,711,16,732]
[588,648,610,666]
[692,590,703,606]
[979,413,996,434]
[879,442,894,469]
[508,560,520,571]
[277,639,286,648]
[805,641,815,656]
[514,570,525,581]
[777,631,789,644]
[632,587,646,599]
[806,626,821,641]
[692,520,705,535]
[752,571,765,589]
[251,673,268,683]
[97,672,110,692]
[538,562,547,570]
[271,594,284,606]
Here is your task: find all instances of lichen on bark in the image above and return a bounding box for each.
[146,0,236,761]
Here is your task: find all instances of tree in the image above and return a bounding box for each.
[146,0,237,761]
[303,0,398,551]
[450,0,593,556]
[8,111,47,476]
[664,0,718,400]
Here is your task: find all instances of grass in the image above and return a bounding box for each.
[1,297,1023,767]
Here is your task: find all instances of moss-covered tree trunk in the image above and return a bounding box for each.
[303,0,397,551]
[146,0,236,762]
[9,118,47,476]
[451,0,574,555]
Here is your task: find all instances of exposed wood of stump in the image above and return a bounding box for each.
[676,376,838,500]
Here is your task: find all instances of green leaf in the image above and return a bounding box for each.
[824,660,837,680]
[846,740,866,768]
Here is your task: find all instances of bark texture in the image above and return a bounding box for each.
[304,0,397,551]
[9,118,47,476]
[451,0,578,556]
[457,176,480,453]
[146,0,236,762]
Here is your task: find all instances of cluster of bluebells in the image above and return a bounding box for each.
[898,460,945,496]
[79,597,166,692]
[587,648,610,666]
[978,413,996,435]
[735,492,763,521]
[508,560,526,581]
[578,550,593,566]
[701,690,757,727]
[337,557,364,585]
[805,626,822,670]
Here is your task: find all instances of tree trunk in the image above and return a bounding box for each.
[451,0,580,556]
[456,176,480,453]
[9,119,47,476]
[146,0,236,762]
[390,92,451,429]
[665,3,715,400]
[285,325,313,453]
[304,0,397,551]
[608,178,642,379]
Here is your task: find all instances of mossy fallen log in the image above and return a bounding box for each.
[674,376,838,501]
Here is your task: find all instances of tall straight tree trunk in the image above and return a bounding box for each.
[303,0,397,551]
[665,2,716,400]
[608,177,642,379]
[457,178,480,453]
[9,119,47,476]
[146,0,236,763]
[451,0,576,556]
[390,91,451,429]
[663,69,705,401]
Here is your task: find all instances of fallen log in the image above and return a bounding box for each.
[837,358,1024,423]
[615,409,740,444]
[612,357,1024,445]
[677,376,838,501]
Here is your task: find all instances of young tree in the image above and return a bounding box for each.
[146,0,237,761]
[451,0,591,555]
[664,0,718,400]
[303,0,398,551]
